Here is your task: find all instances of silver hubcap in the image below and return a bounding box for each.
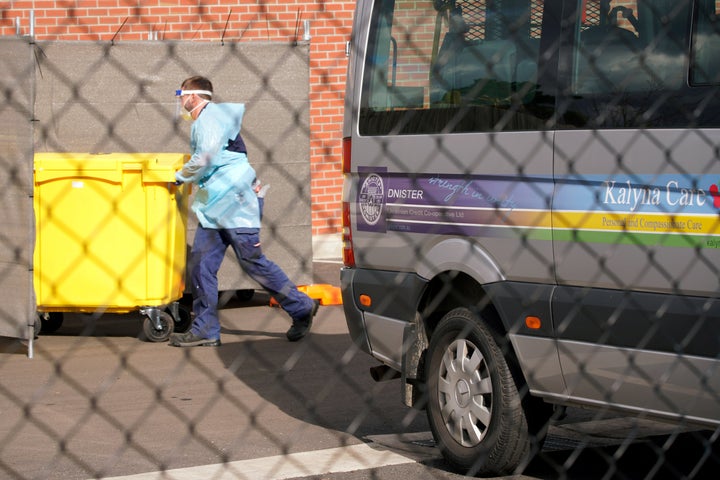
[437,338,492,447]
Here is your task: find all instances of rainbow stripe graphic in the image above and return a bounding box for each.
[356,170,720,248]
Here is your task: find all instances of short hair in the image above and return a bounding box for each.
[181,76,213,100]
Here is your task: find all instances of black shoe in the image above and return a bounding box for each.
[169,331,221,347]
[286,300,320,342]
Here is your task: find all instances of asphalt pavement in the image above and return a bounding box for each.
[0,261,718,479]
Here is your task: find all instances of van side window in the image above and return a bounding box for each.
[573,0,688,95]
[359,0,551,136]
[691,0,720,85]
[562,0,694,128]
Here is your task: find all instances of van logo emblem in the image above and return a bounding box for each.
[359,173,384,226]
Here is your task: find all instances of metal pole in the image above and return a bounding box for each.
[303,19,311,41]
[29,10,35,40]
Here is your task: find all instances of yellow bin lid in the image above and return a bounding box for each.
[34,153,188,184]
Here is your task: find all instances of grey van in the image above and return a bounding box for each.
[341,0,720,475]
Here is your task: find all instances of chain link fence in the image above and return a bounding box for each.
[1,0,720,478]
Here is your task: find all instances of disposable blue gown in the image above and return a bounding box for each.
[175,102,260,230]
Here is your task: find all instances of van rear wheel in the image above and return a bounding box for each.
[425,307,531,476]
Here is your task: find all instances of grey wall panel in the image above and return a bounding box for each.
[0,38,34,340]
[32,41,312,297]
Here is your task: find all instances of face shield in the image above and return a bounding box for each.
[175,89,213,121]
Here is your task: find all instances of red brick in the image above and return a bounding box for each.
[0,0,353,234]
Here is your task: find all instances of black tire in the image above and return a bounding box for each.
[179,293,193,308]
[38,312,64,334]
[168,304,192,333]
[141,311,174,342]
[425,307,532,476]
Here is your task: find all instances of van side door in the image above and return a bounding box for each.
[552,0,720,425]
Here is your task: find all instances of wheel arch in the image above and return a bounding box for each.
[416,237,505,287]
[407,269,554,465]
[401,238,546,411]
[414,237,508,345]
[403,271,526,408]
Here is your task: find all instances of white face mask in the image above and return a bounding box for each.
[180,103,193,122]
[180,98,208,122]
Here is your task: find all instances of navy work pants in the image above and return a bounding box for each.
[189,225,314,340]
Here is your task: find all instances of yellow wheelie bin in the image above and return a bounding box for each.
[33,152,190,341]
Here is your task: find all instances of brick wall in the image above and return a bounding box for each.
[0,0,353,237]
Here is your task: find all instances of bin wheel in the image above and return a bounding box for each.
[38,312,64,334]
[168,304,192,333]
[236,289,255,302]
[141,310,174,342]
[179,293,193,308]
